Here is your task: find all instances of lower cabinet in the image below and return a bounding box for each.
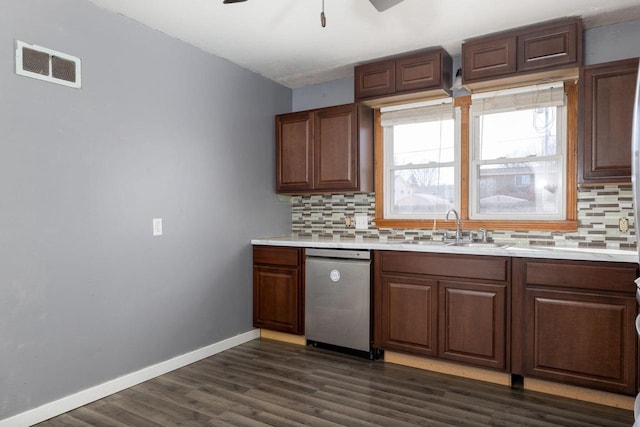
[253,245,639,396]
[439,280,507,370]
[374,251,510,371]
[253,246,304,335]
[379,274,438,357]
[513,258,638,395]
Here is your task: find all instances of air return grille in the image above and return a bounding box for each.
[15,40,81,88]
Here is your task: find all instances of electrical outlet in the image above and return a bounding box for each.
[355,214,368,230]
[153,218,163,236]
[619,217,629,233]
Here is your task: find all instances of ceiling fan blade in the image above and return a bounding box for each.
[223,0,247,3]
[369,0,404,12]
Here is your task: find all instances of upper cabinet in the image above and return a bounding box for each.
[354,48,452,106]
[276,103,373,194]
[578,57,639,184]
[462,18,583,91]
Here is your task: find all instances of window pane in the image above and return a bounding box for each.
[475,107,557,160]
[393,120,455,166]
[475,161,561,215]
[391,167,455,215]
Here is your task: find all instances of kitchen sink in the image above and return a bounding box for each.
[412,240,449,245]
[448,242,510,248]
[391,240,509,249]
[390,240,448,245]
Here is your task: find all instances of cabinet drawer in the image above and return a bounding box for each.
[380,251,508,282]
[522,259,637,293]
[253,246,301,267]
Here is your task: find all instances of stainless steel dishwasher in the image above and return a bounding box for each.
[305,248,372,355]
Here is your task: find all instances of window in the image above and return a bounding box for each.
[374,81,578,231]
[380,100,459,220]
[469,83,567,220]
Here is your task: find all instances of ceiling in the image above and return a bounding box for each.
[86,0,640,89]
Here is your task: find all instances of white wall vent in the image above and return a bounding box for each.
[15,40,81,89]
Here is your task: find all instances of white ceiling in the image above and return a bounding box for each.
[87,0,640,88]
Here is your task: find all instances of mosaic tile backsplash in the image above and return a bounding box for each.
[290,185,637,249]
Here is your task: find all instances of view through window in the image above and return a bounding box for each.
[469,84,567,219]
[382,102,458,219]
[377,82,571,227]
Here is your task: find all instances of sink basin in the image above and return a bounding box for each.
[449,242,509,248]
[391,240,447,245]
[413,240,449,245]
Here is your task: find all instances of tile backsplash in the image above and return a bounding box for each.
[290,184,636,249]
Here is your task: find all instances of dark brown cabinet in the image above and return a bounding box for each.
[253,246,304,335]
[374,251,510,370]
[513,258,638,395]
[439,280,507,370]
[517,21,581,72]
[276,103,373,194]
[354,59,395,100]
[462,35,517,82]
[355,48,452,106]
[462,18,582,90]
[275,112,313,192]
[378,273,438,357]
[579,57,639,184]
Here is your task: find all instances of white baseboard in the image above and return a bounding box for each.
[0,329,260,427]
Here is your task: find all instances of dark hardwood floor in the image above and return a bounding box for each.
[35,339,633,426]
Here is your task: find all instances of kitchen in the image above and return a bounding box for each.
[2,0,640,426]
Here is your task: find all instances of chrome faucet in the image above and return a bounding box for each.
[445,208,461,242]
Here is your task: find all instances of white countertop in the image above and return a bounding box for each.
[251,235,638,264]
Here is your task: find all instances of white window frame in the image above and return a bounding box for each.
[468,82,567,220]
[381,98,461,220]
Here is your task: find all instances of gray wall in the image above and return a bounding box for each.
[292,19,640,111]
[292,76,354,111]
[0,0,291,419]
[585,19,640,65]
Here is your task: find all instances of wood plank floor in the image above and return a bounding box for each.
[35,339,634,426]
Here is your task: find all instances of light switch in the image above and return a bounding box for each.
[153,218,163,236]
[355,214,368,230]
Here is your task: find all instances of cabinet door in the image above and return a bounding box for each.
[462,35,517,82]
[439,280,507,370]
[395,52,441,93]
[253,265,302,334]
[524,288,637,395]
[579,58,639,183]
[378,274,438,357]
[314,104,358,191]
[517,21,581,72]
[276,111,314,193]
[354,59,395,101]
